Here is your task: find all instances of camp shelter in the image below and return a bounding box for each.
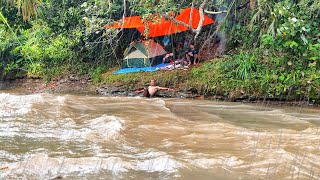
[122,39,167,68]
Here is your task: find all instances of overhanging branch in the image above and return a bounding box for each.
[204,10,227,14]
[194,0,208,40]
[201,0,236,50]
[161,13,193,31]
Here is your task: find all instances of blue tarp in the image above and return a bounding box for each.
[114,63,169,74]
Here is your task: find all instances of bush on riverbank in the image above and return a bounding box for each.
[188,52,320,103]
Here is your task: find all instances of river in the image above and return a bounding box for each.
[1,91,320,179]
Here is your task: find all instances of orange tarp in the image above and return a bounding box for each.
[104,16,143,28]
[136,17,188,37]
[104,8,215,37]
[176,8,215,28]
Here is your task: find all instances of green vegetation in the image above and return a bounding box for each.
[100,67,188,89]
[188,54,319,102]
[1,0,122,79]
[0,0,319,102]
[221,0,320,102]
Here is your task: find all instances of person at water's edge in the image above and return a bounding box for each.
[135,80,173,97]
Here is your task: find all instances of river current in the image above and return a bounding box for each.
[0,91,320,179]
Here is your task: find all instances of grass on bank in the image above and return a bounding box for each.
[99,54,320,103]
[100,67,190,90]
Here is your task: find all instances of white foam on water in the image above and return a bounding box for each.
[195,104,252,109]
[2,150,182,179]
[133,150,183,172]
[1,154,130,178]
[21,115,125,143]
[0,93,44,117]
[0,150,20,162]
[135,155,180,172]
[54,95,66,105]
[37,93,66,104]
[0,115,80,140]
[187,156,244,169]
[0,121,20,137]
[24,126,83,141]
[0,113,125,142]
[81,115,124,142]
[147,98,171,110]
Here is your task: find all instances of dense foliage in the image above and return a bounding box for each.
[0,0,319,102]
[1,0,123,79]
[220,0,320,102]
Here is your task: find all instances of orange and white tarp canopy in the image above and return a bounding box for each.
[104,8,215,37]
[176,8,215,28]
[136,16,188,37]
[104,16,187,37]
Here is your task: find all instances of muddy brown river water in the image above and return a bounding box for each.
[1,91,320,179]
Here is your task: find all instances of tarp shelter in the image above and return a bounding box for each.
[104,8,215,38]
[122,39,167,68]
[104,16,188,38]
[135,16,188,37]
[176,8,215,28]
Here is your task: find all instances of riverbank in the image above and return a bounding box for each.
[96,57,320,105]
[1,60,319,107]
[0,75,95,95]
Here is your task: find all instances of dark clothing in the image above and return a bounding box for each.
[143,87,158,98]
[143,87,150,98]
[186,49,199,64]
[186,49,199,55]
[163,57,173,64]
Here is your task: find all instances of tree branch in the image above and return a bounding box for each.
[194,0,208,40]
[161,13,193,30]
[120,0,126,29]
[200,0,236,50]
[204,10,227,14]
[107,0,112,13]
[162,0,224,41]
[122,0,126,19]
[189,1,194,28]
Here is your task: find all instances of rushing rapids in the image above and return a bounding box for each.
[1,92,320,179]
